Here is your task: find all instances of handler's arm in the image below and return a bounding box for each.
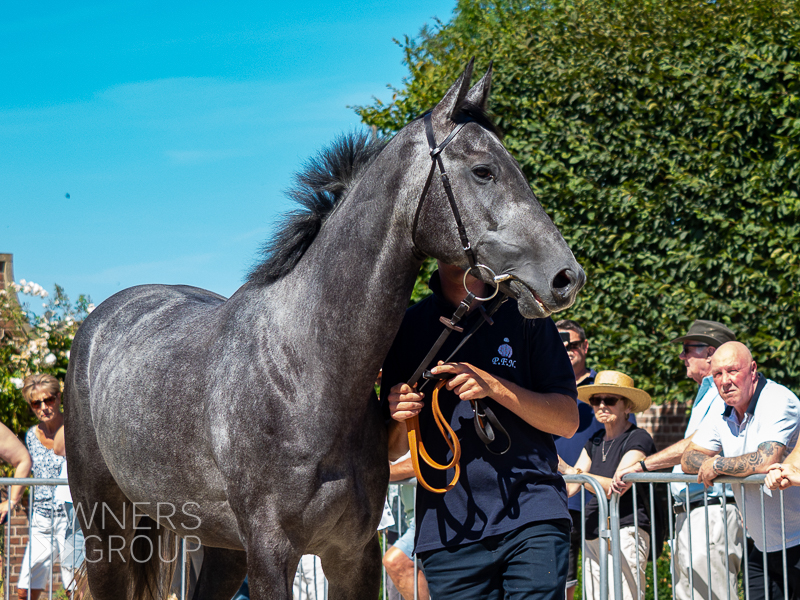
[432,362,579,438]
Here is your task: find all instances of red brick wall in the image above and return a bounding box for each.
[1,508,63,592]
[637,401,691,451]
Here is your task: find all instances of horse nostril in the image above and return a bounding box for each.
[552,269,573,292]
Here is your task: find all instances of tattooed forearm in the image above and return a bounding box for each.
[715,442,786,476]
[681,449,710,473]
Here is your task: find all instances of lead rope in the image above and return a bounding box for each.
[406,379,461,493]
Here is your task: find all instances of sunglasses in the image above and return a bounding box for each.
[30,396,57,409]
[681,344,708,355]
[564,341,584,351]
[588,395,621,407]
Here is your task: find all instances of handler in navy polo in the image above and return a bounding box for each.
[682,341,800,600]
[384,262,579,600]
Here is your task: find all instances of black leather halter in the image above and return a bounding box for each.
[406,112,511,455]
[411,112,477,269]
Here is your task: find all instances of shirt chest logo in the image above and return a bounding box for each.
[492,338,517,369]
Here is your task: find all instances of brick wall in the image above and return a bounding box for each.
[637,400,691,451]
[1,507,64,593]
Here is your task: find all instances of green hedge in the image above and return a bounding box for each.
[356,0,800,403]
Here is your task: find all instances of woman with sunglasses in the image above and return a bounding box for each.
[17,373,68,600]
[559,370,656,600]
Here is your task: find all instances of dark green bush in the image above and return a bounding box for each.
[357,0,800,402]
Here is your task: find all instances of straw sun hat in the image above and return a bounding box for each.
[577,370,652,414]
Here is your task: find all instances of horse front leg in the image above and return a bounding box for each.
[320,532,382,600]
[244,532,301,600]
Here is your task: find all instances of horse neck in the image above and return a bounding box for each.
[245,142,427,399]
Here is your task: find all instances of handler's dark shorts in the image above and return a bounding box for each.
[418,519,570,600]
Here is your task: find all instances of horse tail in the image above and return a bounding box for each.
[128,515,179,600]
[72,514,179,600]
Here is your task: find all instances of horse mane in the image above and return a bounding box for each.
[453,102,503,140]
[247,104,500,286]
[247,130,388,285]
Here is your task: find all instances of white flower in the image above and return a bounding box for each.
[10,377,23,389]
[44,353,57,365]
[66,350,70,360]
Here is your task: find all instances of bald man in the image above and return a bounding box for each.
[682,341,800,600]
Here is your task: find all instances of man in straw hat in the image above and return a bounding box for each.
[682,341,800,600]
[561,370,655,600]
[613,319,742,600]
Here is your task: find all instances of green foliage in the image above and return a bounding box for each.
[0,281,92,474]
[410,257,438,305]
[356,0,800,402]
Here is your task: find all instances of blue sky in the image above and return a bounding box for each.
[1,0,457,312]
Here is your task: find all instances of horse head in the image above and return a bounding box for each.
[408,60,585,319]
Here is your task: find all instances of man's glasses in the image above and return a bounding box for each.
[564,341,584,351]
[30,396,57,409]
[681,344,708,355]
[588,395,621,407]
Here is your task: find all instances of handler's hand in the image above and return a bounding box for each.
[765,463,800,490]
[697,457,719,487]
[388,383,425,422]
[433,361,494,402]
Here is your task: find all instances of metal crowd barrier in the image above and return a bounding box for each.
[618,472,792,600]
[3,473,793,600]
[0,479,329,600]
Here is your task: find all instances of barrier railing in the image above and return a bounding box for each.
[619,472,793,600]
[4,473,793,600]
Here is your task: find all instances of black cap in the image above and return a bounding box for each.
[671,320,736,348]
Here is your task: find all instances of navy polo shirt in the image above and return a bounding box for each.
[381,272,577,554]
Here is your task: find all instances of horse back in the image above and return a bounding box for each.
[64,284,242,543]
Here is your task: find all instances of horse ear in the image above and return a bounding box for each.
[464,62,492,112]
[431,58,476,123]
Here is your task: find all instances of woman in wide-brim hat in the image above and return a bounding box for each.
[560,370,656,600]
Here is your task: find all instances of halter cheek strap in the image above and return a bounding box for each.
[404,112,513,494]
[411,113,477,269]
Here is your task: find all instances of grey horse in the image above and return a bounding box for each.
[64,60,585,600]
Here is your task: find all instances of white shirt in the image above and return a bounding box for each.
[693,375,800,552]
[671,376,728,501]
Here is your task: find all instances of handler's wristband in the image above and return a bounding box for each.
[639,460,649,472]
[712,456,722,475]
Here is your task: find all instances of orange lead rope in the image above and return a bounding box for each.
[407,379,462,493]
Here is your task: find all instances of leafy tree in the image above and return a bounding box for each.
[356,0,800,403]
[0,281,92,471]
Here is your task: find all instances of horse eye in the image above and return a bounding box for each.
[472,166,494,181]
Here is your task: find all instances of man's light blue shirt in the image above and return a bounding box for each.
[670,376,731,503]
